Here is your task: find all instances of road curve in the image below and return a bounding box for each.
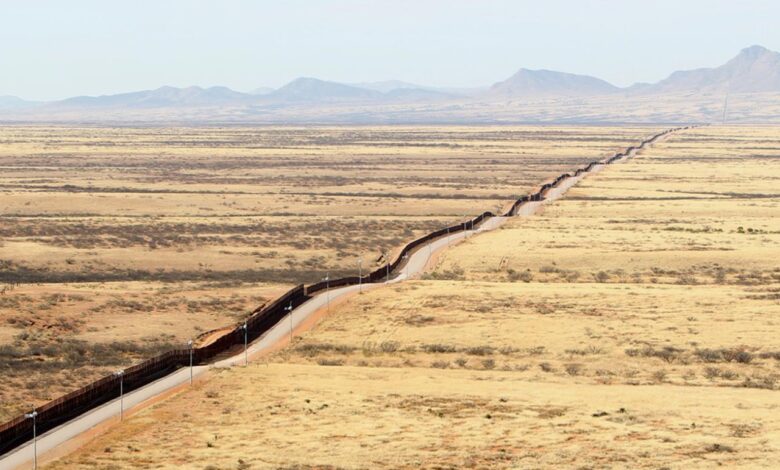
[0,130,673,470]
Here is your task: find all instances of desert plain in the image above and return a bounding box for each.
[0,125,653,423]
[12,125,776,468]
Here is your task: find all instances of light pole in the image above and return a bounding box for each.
[187,340,194,385]
[25,410,37,470]
[242,322,248,366]
[285,302,293,342]
[446,226,450,246]
[357,257,363,293]
[403,253,410,279]
[114,370,124,421]
[323,273,330,313]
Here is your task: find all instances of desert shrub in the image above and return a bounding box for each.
[625,346,685,363]
[361,341,401,356]
[424,265,465,281]
[472,304,493,314]
[729,350,754,364]
[565,363,583,376]
[422,344,457,353]
[704,366,721,379]
[759,351,780,360]
[695,347,753,364]
[316,358,344,366]
[431,360,449,369]
[652,369,668,382]
[593,271,610,283]
[704,443,735,453]
[508,269,533,283]
[404,314,435,326]
[465,346,494,356]
[740,375,776,390]
[696,349,724,363]
[565,345,604,356]
[481,359,496,370]
[379,341,400,353]
[525,346,546,355]
[561,270,581,282]
[676,274,698,285]
[296,342,356,357]
[0,344,24,359]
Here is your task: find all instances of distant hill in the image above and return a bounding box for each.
[4,45,780,123]
[638,45,780,94]
[53,86,251,108]
[384,88,458,101]
[264,77,456,103]
[249,87,274,95]
[487,68,619,98]
[267,78,382,102]
[355,80,469,99]
[0,95,38,109]
[350,80,427,93]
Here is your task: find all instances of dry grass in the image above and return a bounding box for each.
[0,125,655,419]
[0,125,654,283]
[0,281,283,422]
[49,362,780,469]
[43,125,780,468]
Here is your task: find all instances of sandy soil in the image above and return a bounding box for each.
[0,126,658,421]
[44,126,780,468]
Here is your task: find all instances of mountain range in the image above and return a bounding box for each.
[2,45,780,123]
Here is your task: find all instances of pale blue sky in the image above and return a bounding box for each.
[2,0,779,100]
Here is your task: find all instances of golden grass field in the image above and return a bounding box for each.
[0,126,655,422]
[45,126,780,468]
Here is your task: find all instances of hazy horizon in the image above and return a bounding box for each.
[3,0,780,101]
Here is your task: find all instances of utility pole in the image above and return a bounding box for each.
[25,410,37,470]
[285,302,293,342]
[187,340,194,385]
[323,272,330,313]
[114,370,124,421]
[357,257,363,293]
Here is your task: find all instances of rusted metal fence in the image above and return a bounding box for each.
[0,127,689,457]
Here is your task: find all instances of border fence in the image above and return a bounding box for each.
[0,126,689,457]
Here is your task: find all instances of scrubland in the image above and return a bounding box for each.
[47,126,780,468]
[0,281,284,421]
[0,126,652,422]
[0,126,652,284]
